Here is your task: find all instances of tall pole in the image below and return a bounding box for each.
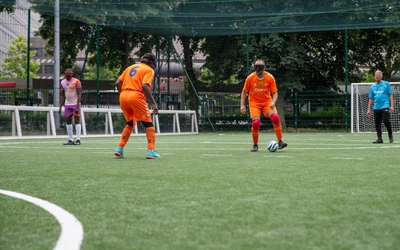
[96,24,100,108]
[344,29,349,133]
[26,9,31,106]
[246,33,250,132]
[54,0,60,128]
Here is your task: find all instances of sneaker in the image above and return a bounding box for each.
[74,139,81,145]
[389,134,394,143]
[63,140,74,145]
[146,150,161,159]
[373,138,383,144]
[114,146,124,157]
[278,140,288,149]
[251,145,258,152]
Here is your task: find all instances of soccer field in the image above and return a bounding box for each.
[1,132,400,250]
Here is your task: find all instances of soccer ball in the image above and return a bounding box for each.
[267,140,278,152]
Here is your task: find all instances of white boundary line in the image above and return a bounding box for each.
[0,189,84,250]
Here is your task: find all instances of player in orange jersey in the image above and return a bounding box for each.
[240,59,287,152]
[114,53,160,159]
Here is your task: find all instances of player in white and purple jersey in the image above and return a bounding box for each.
[58,68,83,145]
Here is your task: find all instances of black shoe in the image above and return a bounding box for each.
[251,145,258,152]
[74,139,81,145]
[373,138,383,144]
[63,140,74,145]
[278,140,287,149]
[389,135,394,143]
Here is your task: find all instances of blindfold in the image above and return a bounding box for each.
[254,65,264,71]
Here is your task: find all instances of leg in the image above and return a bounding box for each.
[251,118,260,152]
[382,108,393,143]
[269,112,287,149]
[115,120,135,157]
[142,121,160,159]
[63,105,75,145]
[373,110,383,143]
[74,107,81,144]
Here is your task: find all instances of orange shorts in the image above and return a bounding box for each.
[119,90,152,123]
[249,102,276,118]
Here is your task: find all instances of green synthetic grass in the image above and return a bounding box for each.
[1,132,400,250]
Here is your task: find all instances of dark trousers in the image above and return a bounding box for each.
[373,109,393,139]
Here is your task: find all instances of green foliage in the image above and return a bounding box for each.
[0,35,40,80]
[83,63,121,81]
[349,28,400,79]
[0,0,16,12]
[362,71,375,82]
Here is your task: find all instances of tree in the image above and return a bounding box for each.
[0,35,40,80]
[349,28,400,80]
[83,63,120,81]
[0,0,16,13]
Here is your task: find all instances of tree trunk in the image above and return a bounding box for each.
[180,36,198,111]
[276,88,287,129]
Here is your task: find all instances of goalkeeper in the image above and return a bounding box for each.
[240,59,287,152]
[367,70,394,143]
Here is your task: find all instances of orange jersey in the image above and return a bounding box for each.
[119,63,154,92]
[242,71,277,104]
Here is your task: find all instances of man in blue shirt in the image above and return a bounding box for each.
[367,70,394,143]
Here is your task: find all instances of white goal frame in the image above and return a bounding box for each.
[351,82,400,133]
[0,105,198,139]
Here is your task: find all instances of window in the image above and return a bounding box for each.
[44,65,54,74]
[37,65,43,74]
[33,48,43,57]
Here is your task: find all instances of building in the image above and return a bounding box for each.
[0,0,41,65]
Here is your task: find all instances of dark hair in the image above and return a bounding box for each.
[140,53,156,65]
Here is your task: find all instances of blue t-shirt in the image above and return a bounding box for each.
[369,80,392,110]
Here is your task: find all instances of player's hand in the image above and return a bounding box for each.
[390,107,395,113]
[152,103,159,115]
[366,110,371,117]
[270,102,275,109]
[240,105,246,114]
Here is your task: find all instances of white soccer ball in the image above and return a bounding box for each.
[267,140,278,152]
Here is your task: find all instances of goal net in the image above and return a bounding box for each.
[351,82,400,133]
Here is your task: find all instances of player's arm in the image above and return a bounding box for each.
[270,92,278,109]
[59,89,65,114]
[240,89,248,114]
[142,83,158,115]
[389,93,394,113]
[115,79,122,93]
[76,86,82,112]
[366,98,373,117]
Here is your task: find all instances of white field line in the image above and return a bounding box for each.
[329,157,363,160]
[0,189,84,250]
[202,154,233,157]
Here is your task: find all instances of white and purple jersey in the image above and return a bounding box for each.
[60,77,82,105]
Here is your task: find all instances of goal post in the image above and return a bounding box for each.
[351,82,400,133]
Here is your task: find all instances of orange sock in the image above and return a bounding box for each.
[251,128,259,145]
[118,125,133,148]
[273,123,282,142]
[145,127,156,150]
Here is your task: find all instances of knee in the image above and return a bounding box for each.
[252,119,261,130]
[142,121,154,128]
[270,113,280,125]
[127,120,134,127]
